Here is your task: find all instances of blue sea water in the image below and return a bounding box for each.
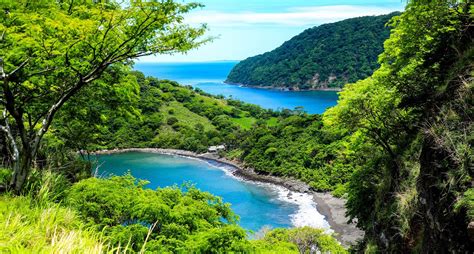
[95,152,330,232]
[134,61,339,114]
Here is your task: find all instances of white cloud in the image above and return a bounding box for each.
[186,5,401,27]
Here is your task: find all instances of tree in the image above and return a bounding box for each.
[0,0,208,191]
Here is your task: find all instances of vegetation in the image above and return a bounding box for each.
[51,71,279,154]
[225,114,354,193]
[226,13,398,90]
[66,175,248,253]
[0,170,343,253]
[323,1,473,252]
[259,227,346,254]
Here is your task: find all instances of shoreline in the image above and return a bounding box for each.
[91,148,363,246]
[223,81,343,92]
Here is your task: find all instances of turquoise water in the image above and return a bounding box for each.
[95,152,329,232]
[134,62,339,114]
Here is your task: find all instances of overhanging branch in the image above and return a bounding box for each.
[32,79,87,155]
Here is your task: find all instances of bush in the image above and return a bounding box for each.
[65,175,244,252]
[332,183,348,198]
[167,116,179,125]
[264,227,346,253]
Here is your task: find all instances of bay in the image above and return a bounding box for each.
[94,152,330,232]
[134,61,339,114]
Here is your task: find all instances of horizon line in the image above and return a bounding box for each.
[135,59,241,64]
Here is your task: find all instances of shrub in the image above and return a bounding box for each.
[65,175,243,252]
[264,227,346,254]
[167,116,179,125]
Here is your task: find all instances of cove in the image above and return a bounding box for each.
[94,152,330,232]
[134,62,339,114]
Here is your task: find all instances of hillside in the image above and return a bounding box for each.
[226,12,399,90]
[51,71,280,154]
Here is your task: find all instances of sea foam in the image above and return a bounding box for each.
[201,158,332,231]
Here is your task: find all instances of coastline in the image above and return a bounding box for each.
[223,81,343,92]
[91,148,363,246]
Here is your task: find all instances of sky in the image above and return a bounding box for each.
[139,0,406,63]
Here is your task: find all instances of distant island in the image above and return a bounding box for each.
[226,12,399,90]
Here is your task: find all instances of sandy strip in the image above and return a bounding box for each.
[91,148,364,246]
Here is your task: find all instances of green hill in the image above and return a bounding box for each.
[226,12,399,90]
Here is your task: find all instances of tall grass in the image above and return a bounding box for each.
[0,169,158,253]
[0,195,107,253]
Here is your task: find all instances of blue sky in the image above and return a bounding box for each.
[140,0,405,62]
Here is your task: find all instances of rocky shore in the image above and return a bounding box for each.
[223,81,342,92]
[92,148,363,246]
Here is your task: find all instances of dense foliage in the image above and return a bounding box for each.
[66,175,250,253]
[225,114,353,193]
[324,1,473,252]
[226,13,398,90]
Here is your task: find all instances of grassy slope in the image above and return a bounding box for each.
[0,195,106,253]
[230,116,256,130]
[161,101,216,131]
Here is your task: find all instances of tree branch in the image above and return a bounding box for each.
[6,58,29,78]
[106,11,153,62]
[32,79,87,155]
[97,10,119,56]
[1,72,28,150]
[26,67,56,78]
[65,40,84,76]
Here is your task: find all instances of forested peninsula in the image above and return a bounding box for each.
[226,12,399,90]
[0,0,473,253]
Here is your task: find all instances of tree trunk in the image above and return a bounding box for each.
[9,147,33,193]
